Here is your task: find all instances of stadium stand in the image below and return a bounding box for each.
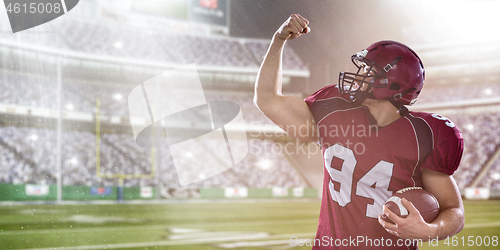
[2,16,307,70]
[448,113,500,189]
[0,70,275,125]
[419,82,500,104]
[479,159,500,189]
[245,40,308,70]
[2,82,500,191]
[1,15,500,195]
[0,72,58,109]
[0,124,306,188]
[2,66,500,190]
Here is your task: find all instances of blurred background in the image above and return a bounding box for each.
[0,0,499,249]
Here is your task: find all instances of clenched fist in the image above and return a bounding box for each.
[275,14,310,41]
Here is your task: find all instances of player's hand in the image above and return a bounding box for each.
[274,14,310,41]
[378,198,437,241]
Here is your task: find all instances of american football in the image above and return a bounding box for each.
[382,187,440,223]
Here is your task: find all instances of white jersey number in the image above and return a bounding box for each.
[431,114,455,128]
[324,144,394,218]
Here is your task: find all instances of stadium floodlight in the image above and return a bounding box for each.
[258,159,272,170]
[484,88,493,96]
[466,124,474,131]
[493,173,500,181]
[29,134,38,141]
[114,41,123,49]
[113,93,122,100]
[65,103,74,110]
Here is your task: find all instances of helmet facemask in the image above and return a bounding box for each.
[339,49,388,104]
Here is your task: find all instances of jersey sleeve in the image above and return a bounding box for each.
[304,84,341,107]
[420,114,464,175]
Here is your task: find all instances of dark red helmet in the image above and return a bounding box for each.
[339,40,425,105]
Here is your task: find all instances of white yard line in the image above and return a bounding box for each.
[3,218,499,237]
[215,239,302,248]
[14,232,315,250]
[464,221,500,229]
[0,218,317,236]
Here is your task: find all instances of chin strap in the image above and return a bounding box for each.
[351,86,416,109]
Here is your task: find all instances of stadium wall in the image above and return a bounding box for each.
[0,184,318,201]
[198,187,318,199]
[0,184,57,201]
[0,184,156,201]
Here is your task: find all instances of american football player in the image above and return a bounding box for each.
[254,14,464,249]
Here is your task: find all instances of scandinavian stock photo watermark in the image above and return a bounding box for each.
[290,235,500,248]
[290,235,422,248]
[248,120,380,157]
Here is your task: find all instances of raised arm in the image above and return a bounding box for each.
[253,14,318,142]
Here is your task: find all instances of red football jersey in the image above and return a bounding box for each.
[304,85,464,250]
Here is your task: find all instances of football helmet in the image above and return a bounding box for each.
[339,40,425,105]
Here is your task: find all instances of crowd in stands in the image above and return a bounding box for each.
[1,99,500,190]
[0,71,275,126]
[245,40,307,70]
[0,125,306,188]
[0,17,307,71]
[418,82,500,104]
[478,157,500,190]
[2,68,500,190]
[448,113,500,189]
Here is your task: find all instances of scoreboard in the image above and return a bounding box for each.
[131,0,229,28]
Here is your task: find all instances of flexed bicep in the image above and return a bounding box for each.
[257,95,318,142]
[254,14,315,142]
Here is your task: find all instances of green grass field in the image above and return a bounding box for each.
[0,199,499,249]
